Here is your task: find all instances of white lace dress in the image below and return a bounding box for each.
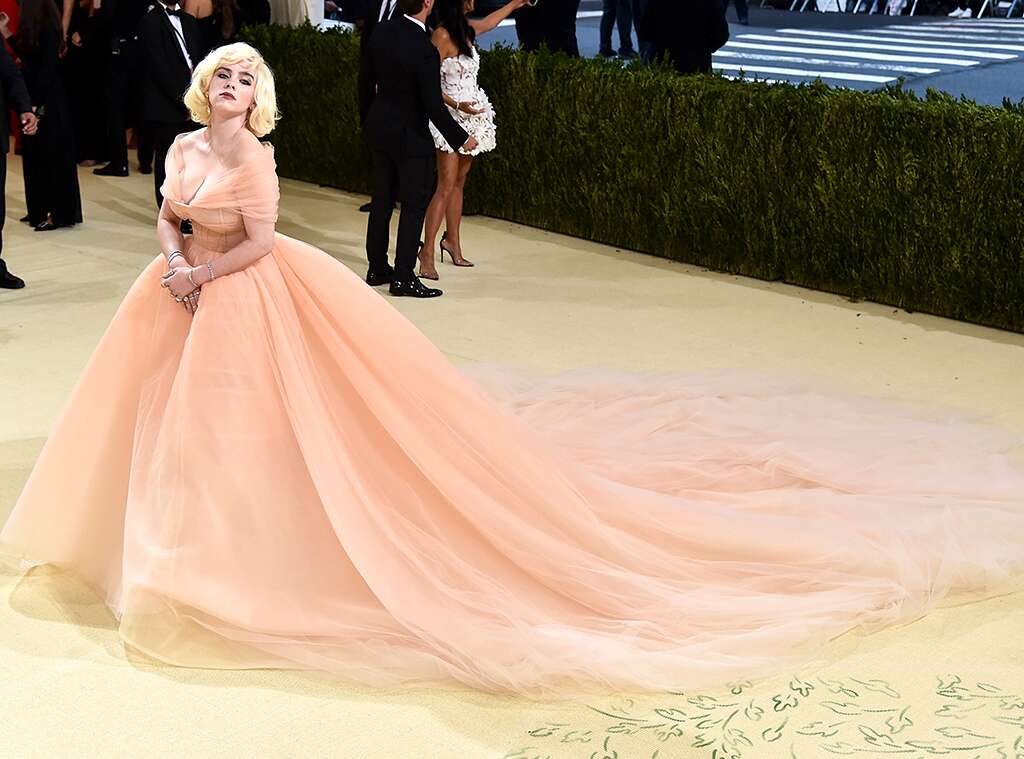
[429,46,497,157]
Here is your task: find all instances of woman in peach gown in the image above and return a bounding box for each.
[2,42,1024,696]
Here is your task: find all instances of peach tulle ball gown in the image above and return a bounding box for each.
[3,137,1024,695]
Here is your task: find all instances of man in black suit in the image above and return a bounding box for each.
[336,0,399,212]
[136,0,207,208]
[92,0,151,177]
[0,43,39,289]
[362,0,477,299]
[642,0,728,74]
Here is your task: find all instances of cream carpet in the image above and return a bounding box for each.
[2,158,1023,759]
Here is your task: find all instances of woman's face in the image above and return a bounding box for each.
[208,61,257,120]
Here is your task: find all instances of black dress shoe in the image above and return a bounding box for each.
[389,276,442,298]
[0,261,25,289]
[34,220,60,231]
[93,163,129,177]
[365,267,394,286]
[359,201,373,213]
[19,215,32,224]
[139,164,153,175]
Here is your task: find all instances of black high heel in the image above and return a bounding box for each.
[440,231,474,267]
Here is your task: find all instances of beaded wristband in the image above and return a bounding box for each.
[206,261,215,282]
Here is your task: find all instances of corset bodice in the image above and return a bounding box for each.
[439,47,481,101]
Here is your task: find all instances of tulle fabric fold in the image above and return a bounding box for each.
[3,138,1024,695]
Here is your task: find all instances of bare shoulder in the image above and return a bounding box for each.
[431,26,458,57]
[174,127,207,156]
[229,133,275,171]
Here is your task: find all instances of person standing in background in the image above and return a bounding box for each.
[136,0,206,208]
[599,0,635,59]
[631,0,651,62]
[642,0,728,74]
[63,0,108,165]
[362,0,476,298]
[3,0,83,232]
[514,0,579,56]
[336,0,398,212]
[723,0,748,25]
[91,0,149,177]
[184,0,271,52]
[0,22,39,288]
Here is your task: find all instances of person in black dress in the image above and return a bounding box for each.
[62,0,108,165]
[0,22,39,288]
[362,0,475,298]
[183,0,270,52]
[5,0,83,231]
[136,0,207,208]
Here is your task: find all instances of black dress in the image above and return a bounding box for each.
[12,25,84,227]
[62,2,108,164]
[197,0,271,51]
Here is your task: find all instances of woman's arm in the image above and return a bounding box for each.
[468,0,529,37]
[191,215,275,284]
[157,199,188,267]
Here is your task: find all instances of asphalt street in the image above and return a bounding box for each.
[476,0,1024,105]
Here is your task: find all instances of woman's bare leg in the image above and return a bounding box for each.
[420,150,461,279]
[442,154,475,266]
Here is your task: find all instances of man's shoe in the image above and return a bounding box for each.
[359,201,373,213]
[93,163,129,177]
[389,276,442,298]
[139,164,153,175]
[619,48,639,59]
[0,261,25,289]
[365,266,394,286]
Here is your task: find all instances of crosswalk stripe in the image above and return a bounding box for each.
[737,33,1014,58]
[775,27,1024,51]
[714,49,941,74]
[921,22,1024,32]
[725,40,980,65]
[713,62,896,82]
[872,27,1024,42]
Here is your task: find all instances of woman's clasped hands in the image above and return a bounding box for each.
[160,257,204,315]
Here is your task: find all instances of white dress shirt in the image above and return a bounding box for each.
[162,3,194,70]
[403,14,426,32]
[378,0,397,21]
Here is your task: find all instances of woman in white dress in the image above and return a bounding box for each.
[419,0,528,280]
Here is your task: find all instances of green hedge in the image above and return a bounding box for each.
[242,23,1024,332]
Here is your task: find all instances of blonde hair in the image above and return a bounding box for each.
[184,43,279,138]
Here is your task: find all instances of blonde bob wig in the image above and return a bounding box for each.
[184,43,279,137]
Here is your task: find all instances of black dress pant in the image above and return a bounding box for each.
[102,41,137,170]
[366,147,433,282]
[150,120,196,209]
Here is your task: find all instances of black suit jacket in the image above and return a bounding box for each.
[0,42,32,152]
[137,5,207,124]
[363,16,469,156]
[350,0,397,124]
[643,0,729,75]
